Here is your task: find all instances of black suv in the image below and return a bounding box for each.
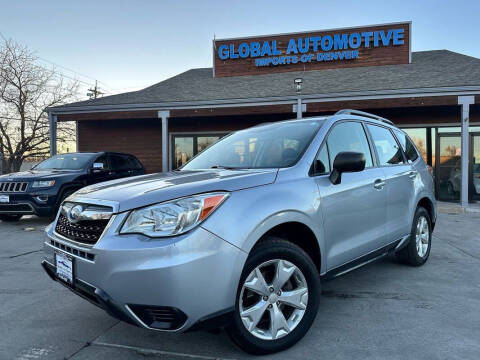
[0,152,145,221]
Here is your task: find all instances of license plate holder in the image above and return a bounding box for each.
[55,251,74,286]
[0,195,9,203]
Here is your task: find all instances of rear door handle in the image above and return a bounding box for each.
[408,171,417,179]
[374,179,386,190]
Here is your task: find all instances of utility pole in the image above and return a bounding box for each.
[87,80,104,99]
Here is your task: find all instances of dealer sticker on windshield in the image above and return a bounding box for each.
[55,251,73,285]
[0,195,9,203]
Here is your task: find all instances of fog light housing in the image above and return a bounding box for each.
[34,195,48,204]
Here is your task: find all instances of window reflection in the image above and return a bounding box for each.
[403,128,427,162]
[174,137,194,170]
[173,134,226,169]
[198,136,220,153]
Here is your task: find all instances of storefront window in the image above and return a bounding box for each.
[472,134,480,202]
[436,135,461,202]
[197,136,221,153]
[173,137,194,170]
[431,128,436,168]
[172,134,227,169]
[438,126,480,133]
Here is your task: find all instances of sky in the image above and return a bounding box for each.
[0,0,479,98]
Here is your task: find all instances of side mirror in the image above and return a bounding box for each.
[329,152,366,185]
[92,162,105,173]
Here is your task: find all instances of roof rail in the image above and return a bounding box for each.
[334,109,393,125]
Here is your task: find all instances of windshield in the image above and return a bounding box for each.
[34,154,93,170]
[181,120,323,170]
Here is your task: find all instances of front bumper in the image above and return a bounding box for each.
[42,216,247,332]
[0,190,58,217]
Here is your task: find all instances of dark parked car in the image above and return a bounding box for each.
[0,152,145,221]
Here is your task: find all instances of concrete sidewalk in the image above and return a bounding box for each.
[437,201,480,214]
[0,213,479,360]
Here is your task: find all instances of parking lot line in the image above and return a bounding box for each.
[91,341,237,360]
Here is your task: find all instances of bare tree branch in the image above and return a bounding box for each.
[0,38,79,172]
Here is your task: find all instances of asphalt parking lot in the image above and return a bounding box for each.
[1,212,479,360]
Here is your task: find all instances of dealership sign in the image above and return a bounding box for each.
[213,22,411,77]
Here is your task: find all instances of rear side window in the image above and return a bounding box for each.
[110,155,143,170]
[121,155,142,169]
[394,130,419,163]
[327,122,373,168]
[366,125,404,166]
[110,155,130,170]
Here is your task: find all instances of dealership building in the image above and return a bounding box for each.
[48,22,480,206]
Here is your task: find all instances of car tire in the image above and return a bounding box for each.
[0,214,23,222]
[396,207,432,266]
[226,237,320,355]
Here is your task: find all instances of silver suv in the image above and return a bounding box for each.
[42,110,436,354]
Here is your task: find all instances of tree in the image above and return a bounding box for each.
[445,145,458,157]
[0,38,78,173]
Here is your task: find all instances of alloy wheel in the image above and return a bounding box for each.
[415,215,430,258]
[239,259,308,340]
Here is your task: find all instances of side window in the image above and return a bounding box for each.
[366,125,404,166]
[327,122,373,168]
[394,130,419,163]
[127,156,143,170]
[314,145,330,174]
[110,155,130,171]
[94,155,110,170]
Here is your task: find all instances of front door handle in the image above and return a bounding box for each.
[408,171,417,179]
[374,179,386,190]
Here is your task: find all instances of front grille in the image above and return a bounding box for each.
[128,305,187,330]
[49,239,95,261]
[0,203,34,213]
[0,182,28,192]
[55,213,109,245]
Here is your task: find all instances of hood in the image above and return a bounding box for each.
[0,169,78,181]
[71,169,278,212]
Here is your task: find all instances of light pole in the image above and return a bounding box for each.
[294,78,303,119]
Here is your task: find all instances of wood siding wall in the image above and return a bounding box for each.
[74,103,479,174]
[77,119,163,173]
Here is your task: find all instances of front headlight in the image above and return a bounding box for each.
[120,192,229,237]
[32,180,55,188]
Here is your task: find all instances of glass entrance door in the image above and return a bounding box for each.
[471,133,480,202]
[435,132,480,203]
[436,134,461,202]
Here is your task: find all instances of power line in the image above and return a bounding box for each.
[0,30,156,96]
[36,57,114,91]
[0,30,114,94]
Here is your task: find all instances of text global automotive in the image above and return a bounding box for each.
[217,28,405,67]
